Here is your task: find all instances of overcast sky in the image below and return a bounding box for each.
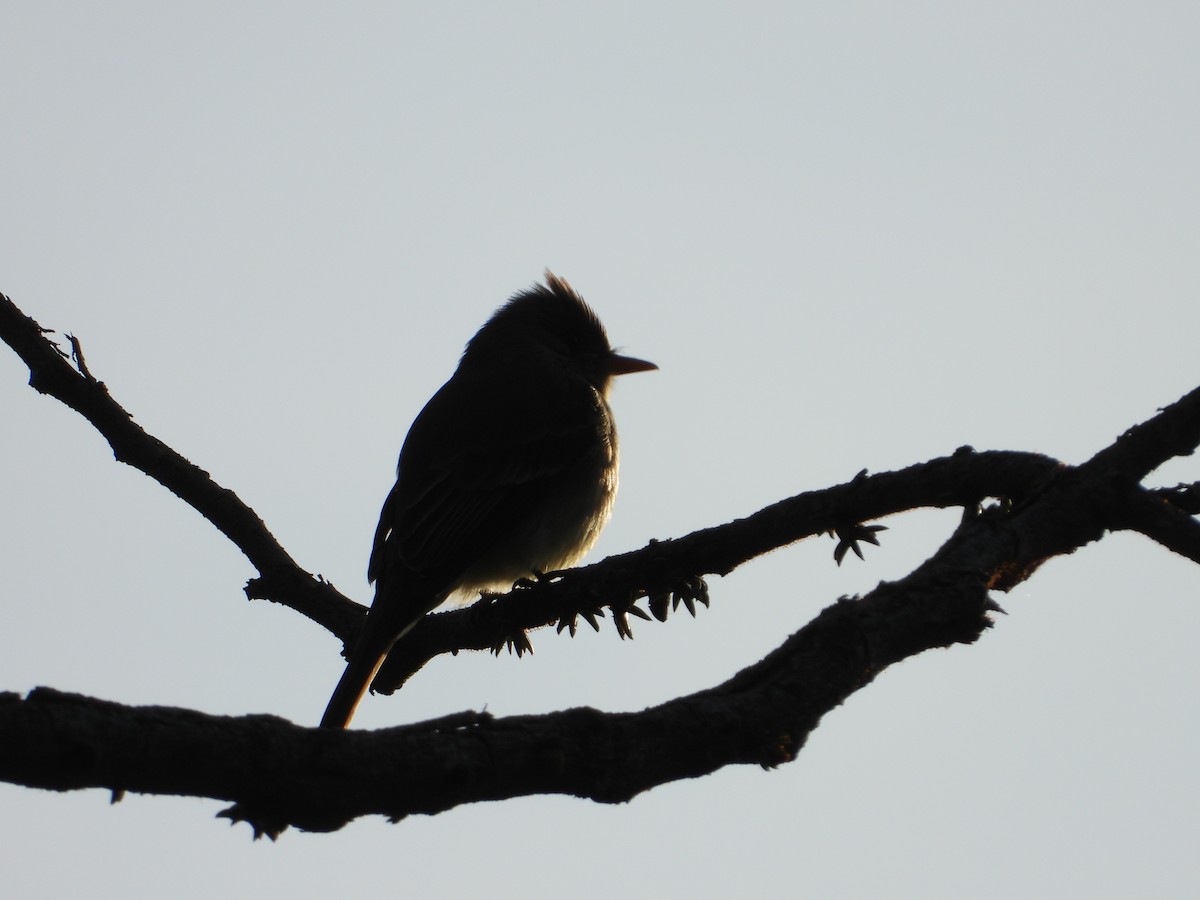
[3,3,1199,897]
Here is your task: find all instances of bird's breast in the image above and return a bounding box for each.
[449,397,620,599]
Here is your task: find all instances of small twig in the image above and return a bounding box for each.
[66,333,95,381]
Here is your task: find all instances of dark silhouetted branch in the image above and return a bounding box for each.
[2,292,1198,837]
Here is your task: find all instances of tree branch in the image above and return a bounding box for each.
[3,292,1198,837]
[0,291,1064,670]
[0,292,360,635]
[371,446,1063,692]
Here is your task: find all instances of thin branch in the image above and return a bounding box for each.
[0,294,291,574]
[372,447,1064,692]
[0,293,361,634]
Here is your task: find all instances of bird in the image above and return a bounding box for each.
[320,272,656,728]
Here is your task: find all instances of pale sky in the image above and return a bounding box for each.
[3,3,1199,898]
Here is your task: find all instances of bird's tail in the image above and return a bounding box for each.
[319,593,429,728]
[319,644,390,729]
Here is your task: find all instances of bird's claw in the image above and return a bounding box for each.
[512,568,549,591]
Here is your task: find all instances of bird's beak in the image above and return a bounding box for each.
[608,353,658,376]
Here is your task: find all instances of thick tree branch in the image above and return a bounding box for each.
[3,291,1198,836]
[0,543,995,837]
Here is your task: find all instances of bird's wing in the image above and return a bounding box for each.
[368,366,610,589]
